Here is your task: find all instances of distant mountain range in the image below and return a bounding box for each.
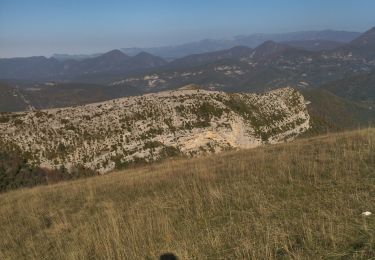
[0,50,167,81]
[119,30,361,59]
[282,40,345,51]
[52,53,102,61]
[49,29,361,61]
[1,27,372,85]
[107,27,375,94]
[1,26,375,131]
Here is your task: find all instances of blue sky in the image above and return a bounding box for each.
[0,0,374,58]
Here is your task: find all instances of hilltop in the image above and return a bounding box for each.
[0,87,309,174]
[0,128,374,259]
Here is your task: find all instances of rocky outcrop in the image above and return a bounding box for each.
[0,87,310,173]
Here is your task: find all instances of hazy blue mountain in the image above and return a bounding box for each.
[109,28,375,94]
[0,28,373,92]
[121,30,361,59]
[0,56,61,80]
[233,30,360,47]
[347,26,375,60]
[329,27,375,61]
[282,40,344,51]
[51,30,361,62]
[52,53,102,61]
[350,26,375,47]
[0,50,167,81]
[168,46,253,68]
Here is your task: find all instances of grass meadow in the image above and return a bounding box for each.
[0,129,374,259]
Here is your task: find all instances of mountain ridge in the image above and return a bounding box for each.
[0,87,310,173]
[0,50,167,81]
[121,29,361,59]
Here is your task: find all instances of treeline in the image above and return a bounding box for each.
[0,148,98,192]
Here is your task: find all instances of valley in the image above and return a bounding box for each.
[1,2,375,259]
[1,26,375,193]
[1,27,375,118]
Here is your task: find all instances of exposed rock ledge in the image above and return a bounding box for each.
[0,87,310,173]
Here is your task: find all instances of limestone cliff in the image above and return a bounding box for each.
[0,87,309,173]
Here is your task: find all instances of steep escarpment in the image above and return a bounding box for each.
[0,87,309,173]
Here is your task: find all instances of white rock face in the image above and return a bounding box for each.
[0,87,310,173]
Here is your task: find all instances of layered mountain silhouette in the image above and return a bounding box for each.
[1,26,375,109]
[120,30,361,59]
[348,26,375,59]
[281,40,344,51]
[0,50,167,80]
[330,27,375,60]
[168,46,253,68]
[350,26,375,47]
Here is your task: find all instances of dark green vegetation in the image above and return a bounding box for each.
[25,83,141,109]
[0,83,31,112]
[0,146,98,192]
[0,128,374,259]
[302,89,375,134]
[321,71,375,104]
[0,81,141,111]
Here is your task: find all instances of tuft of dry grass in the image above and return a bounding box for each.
[0,129,374,259]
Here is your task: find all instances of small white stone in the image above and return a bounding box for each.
[361,211,372,217]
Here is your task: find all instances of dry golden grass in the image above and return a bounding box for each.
[0,129,374,259]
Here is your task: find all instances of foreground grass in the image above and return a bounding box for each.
[0,129,374,259]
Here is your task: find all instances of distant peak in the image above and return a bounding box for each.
[229,45,252,51]
[132,52,167,64]
[350,26,375,45]
[134,51,155,58]
[366,26,375,33]
[257,40,278,48]
[359,26,375,37]
[253,41,291,59]
[102,49,128,58]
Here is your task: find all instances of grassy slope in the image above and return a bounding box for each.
[0,129,374,259]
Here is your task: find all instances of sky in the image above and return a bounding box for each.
[0,0,375,58]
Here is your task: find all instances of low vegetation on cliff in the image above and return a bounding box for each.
[0,87,309,176]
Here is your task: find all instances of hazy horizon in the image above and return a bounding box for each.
[1,0,375,58]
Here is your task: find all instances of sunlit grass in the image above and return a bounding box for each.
[0,128,374,259]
